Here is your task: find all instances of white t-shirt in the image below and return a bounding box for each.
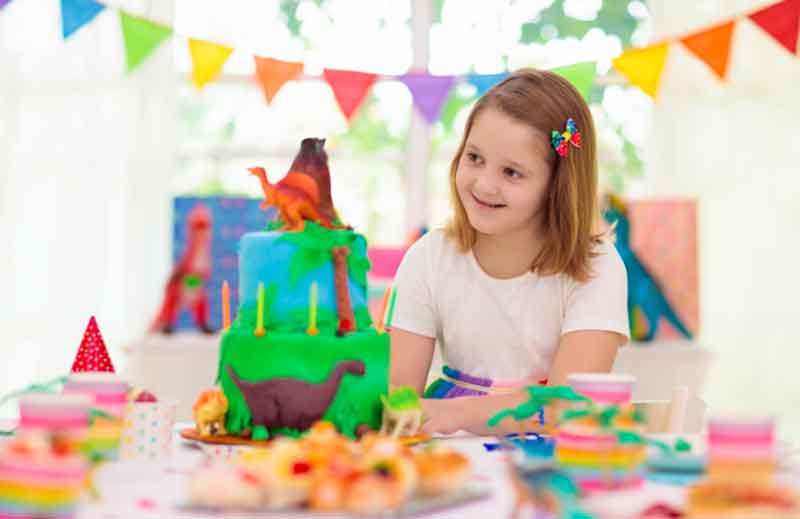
[391,230,629,383]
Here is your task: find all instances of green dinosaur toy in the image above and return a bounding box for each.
[380,386,423,438]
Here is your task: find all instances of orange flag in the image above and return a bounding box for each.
[323,68,378,121]
[680,21,736,80]
[612,43,670,99]
[748,0,800,54]
[254,57,303,104]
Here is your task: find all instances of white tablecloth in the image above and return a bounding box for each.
[72,426,799,519]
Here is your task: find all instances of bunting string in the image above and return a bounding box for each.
[1,0,798,118]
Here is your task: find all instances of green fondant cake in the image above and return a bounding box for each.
[214,138,390,439]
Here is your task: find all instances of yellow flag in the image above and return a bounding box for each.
[189,38,233,89]
[612,43,669,99]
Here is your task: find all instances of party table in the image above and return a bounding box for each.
[71,424,800,519]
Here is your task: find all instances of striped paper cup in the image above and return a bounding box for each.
[567,373,635,406]
[17,394,92,455]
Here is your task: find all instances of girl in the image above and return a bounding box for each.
[390,68,629,435]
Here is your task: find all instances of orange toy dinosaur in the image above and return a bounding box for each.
[249,138,345,232]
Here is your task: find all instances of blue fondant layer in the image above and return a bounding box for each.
[238,231,368,324]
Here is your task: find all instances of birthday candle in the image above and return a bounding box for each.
[385,288,397,330]
[222,281,230,332]
[254,282,265,337]
[306,282,319,336]
[376,287,392,334]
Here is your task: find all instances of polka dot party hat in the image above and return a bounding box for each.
[71,316,115,373]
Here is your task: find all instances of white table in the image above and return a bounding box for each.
[123,334,713,423]
[75,426,800,519]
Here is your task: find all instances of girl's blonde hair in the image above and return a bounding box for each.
[444,68,605,283]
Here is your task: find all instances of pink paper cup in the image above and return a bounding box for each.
[567,373,635,406]
[17,393,92,455]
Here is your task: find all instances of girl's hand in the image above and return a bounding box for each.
[420,398,467,435]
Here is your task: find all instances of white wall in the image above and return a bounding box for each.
[0,1,177,413]
[633,0,800,436]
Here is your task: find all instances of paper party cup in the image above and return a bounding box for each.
[120,401,177,460]
[0,433,88,518]
[567,373,635,406]
[17,393,92,455]
[63,373,129,462]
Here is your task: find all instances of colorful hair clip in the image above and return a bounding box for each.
[551,118,582,157]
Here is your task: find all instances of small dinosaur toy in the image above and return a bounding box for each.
[249,138,346,232]
[380,386,423,438]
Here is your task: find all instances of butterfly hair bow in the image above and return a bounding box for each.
[551,118,582,158]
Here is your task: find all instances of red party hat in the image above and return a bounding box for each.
[71,316,115,373]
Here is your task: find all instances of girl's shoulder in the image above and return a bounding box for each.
[558,237,624,288]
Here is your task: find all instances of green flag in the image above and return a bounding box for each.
[119,11,172,72]
[551,61,596,100]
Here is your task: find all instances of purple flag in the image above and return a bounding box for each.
[0,0,13,9]
[397,73,456,125]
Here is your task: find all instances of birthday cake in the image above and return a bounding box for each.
[198,138,389,441]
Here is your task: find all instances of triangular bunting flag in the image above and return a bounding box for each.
[466,72,509,97]
[748,0,800,54]
[612,43,670,98]
[119,11,172,72]
[61,0,105,40]
[254,57,304,104]
[323,69,378,121]
[551,62,596,100]
[189,38,234,89]
[680,21,736,80]
[397,73,456,125]
[71,316,115,373]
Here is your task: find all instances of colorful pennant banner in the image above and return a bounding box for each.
[254,57,304,104]
[42,0,800,116]
[61,0,105,40]
[397,73,456,124]
[119,12,172,72]
[323,69,379,121]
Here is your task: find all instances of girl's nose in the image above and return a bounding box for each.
[473,168,501,196]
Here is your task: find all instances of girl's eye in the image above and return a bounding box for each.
[466,152,481,164]
[504,167,522,179]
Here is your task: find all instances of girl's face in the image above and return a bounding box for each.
[455,107,552,240]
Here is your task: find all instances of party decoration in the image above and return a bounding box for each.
[71,316,115,373]
[397,73,457,124]
[253,57,303,104]
[680,21,736,80]
[119,11,172,72]
[612,43,670,99]
[150,203,214,334]
[323,68,378,121]
[748,0,800,54]
[61,0,105,39]
[189,38,233,89]
[551,61,596,100]
[465,72,509,97]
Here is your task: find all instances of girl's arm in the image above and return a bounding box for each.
[420,330,625,436]
[389,328,436,395]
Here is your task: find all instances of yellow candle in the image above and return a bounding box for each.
[306,281,319,336]
[254,282,265,337]
[376,287,392,334]
[222,281,231,332]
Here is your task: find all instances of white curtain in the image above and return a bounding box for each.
[637,0,800,434]
[0,1,177,414]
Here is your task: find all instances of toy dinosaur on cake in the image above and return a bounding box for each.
[248,138,347,232]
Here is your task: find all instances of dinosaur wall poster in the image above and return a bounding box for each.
[604,196,699,342]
